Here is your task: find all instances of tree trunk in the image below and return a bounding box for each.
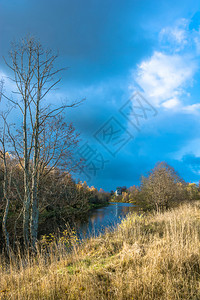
[30,164,39,249]
[23,100,31,247]
[30,84,40,249]
[1,132,10,256]
[2,190,10,256]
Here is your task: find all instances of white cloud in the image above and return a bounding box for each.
[133,51,197,108]
[0,69,17,95]
[162,97,180,109]
[159,18,189,52]
[182,103,200,114]
[130,16,200,115]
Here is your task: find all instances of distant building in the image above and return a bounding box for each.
[115,187,122,196]
[115,186,127,196]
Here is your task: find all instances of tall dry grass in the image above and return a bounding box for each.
[1,202,200,299]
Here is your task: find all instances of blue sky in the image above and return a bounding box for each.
[0,0,200,191]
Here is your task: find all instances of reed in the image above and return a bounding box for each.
[1,202,200,299]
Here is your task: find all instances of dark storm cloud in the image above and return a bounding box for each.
[1,0,200,190]
[0,0,154,85]
[88,110,200,191]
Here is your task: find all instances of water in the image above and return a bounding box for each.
[74,202,135,239]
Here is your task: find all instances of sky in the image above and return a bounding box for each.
[0,0,200,191]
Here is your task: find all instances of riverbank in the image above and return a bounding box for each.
[37,200,110,238]
[1,201,200,299]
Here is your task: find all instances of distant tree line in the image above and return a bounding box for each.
[111,162,200,211]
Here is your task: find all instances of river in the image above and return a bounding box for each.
[74,202,135,239]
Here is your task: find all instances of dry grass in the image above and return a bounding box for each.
[1,202,200,299]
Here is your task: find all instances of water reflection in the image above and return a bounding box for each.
[74,202,135,239]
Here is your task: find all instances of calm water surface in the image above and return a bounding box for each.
[74,202,135,239]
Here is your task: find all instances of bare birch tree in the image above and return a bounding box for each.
[2,36,83,249]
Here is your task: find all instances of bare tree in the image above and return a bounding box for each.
[140,162,185,211]
[2,36,83,249]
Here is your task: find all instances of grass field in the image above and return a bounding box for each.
[1,202,200,299]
